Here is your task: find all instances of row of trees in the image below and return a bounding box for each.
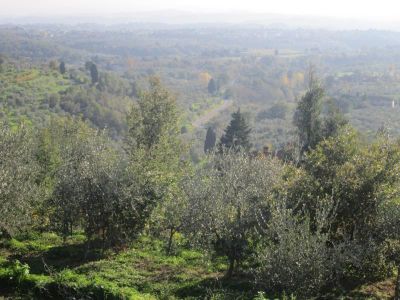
[186,125,400,297]
[2,74,400,298]
[1,77,184,251]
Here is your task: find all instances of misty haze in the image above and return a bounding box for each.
[1,1,400,299]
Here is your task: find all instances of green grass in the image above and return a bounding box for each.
[1,232,396,299]
[2,232,85,256]
[0,233,255,299]
[0,230,300,299]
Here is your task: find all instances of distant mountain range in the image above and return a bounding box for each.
[1,11,400,31]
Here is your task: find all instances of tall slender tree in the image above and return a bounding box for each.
[85,61,99,84]
[0,55,4,72]
[90,63,99,84]
[293,69,324,158]
[204,127,216,153]
[208,78,218,95]
[59,61,66,75]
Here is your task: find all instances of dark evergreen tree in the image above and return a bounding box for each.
[219,109,251,151]
[90,63,99,84]
[204,127,216,153]
[85,61,99,84]
[0,56,4,72]
[59,61,66,75]
[85,61,93,70]
[208,78,218,95]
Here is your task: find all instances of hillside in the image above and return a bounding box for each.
[2,22,400,300]
[2,25,400,150]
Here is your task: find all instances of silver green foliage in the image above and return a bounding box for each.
[183,151,283,275]
[0,123,38,236]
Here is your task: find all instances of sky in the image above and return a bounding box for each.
[1,0,400,20]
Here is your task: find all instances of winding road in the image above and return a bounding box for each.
[192,100,234,128]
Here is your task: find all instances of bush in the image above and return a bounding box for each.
[337,240,395,285]
[254,200,335,297]
[183,151,283,277]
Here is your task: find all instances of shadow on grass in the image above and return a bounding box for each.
[9,242,106,275]
[174,275,256,299]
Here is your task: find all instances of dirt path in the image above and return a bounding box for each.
[192,100,233,128]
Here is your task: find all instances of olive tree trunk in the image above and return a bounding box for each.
[395,265,400,300]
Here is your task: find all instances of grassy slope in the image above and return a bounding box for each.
[0,65,72,126]
[0,68,70,101]
[0,232,397,300]
[0,233,255,299]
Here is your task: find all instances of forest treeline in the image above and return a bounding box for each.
[1,72,400,299]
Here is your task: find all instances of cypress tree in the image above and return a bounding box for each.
[85,61,99,85]
[204,127,216,153]
[0,56,4,72]
[90,63,99,84]
[59,61,66,74]
[208,78,218,95]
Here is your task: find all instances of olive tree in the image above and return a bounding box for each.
[254,197,337,297]
[0,123,39,237]
[374,200,400,299]
[48,118,155,248]
[46,120,93,238]
[48,78,185,249]
[150,190,188,255]
[183,151,283,277]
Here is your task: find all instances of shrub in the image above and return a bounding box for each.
[254,199,335,297]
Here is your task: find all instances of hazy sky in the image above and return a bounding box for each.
[1,0,400,20]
